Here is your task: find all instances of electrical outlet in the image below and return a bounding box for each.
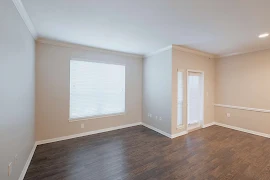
[159,117,162,121]
[8,162,12,176]
[81,123,84,128]
[226,113,230,118]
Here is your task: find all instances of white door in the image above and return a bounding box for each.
[177,71,184,127]
[187,71,203,130]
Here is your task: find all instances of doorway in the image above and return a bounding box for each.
[187,70,204,131]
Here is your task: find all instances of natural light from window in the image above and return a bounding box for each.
[69,60,125,120]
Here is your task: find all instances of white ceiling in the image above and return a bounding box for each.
[22,0,270,56]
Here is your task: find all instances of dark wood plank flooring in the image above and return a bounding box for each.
[24,125,270,180]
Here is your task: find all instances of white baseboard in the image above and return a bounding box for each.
[36,122,142,145]
[171,122,215,138]
[202,122,215,128]
[171,131,188,139]
[18,142,37,180]
[18,121,270,180]
[141,123,172,138]
[142,121,270,139]
[141,123,188,139]
[214,122,270,138]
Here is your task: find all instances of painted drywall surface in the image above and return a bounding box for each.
[215,107,270,134]
[215,49,270,133]
[172,49,215,134]
[143,49,172,134]
[35,42,143,141]
[0,0,35,179]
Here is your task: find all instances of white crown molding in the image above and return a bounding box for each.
[214,104,270,113]
[9,0,270,60]
[18,142,37,180]
[36,38,144,59]
[172,45,218,59]
[144,45,173,58]
[144,45,217,59]
[219,47,270,58]
[12,0,37,39]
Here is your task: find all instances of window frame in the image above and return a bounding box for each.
[68,58,126,122]
[177,69,185,129]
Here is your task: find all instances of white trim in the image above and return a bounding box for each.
[69,113,125,122]
[142,123,188,139]
[219,46,270,58]
[187,123,201,131]
[172,45,217,59]
[145,45,217,59]
[18,142,37,180]
[12,0,37,39]
[215,122,270,138]
[177,70,185,127]
[177,125,185,130]
[37,122,142,145]
[144,45,172,58]
[68,59,127,123]
[214,104,270,113]
[141,123,171,138]
[18,122,269,180]
[202,122,215,128]
[187,70,205,131]
[171,131,188,139]
[36,38,143,58]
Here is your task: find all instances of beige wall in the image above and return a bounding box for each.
[0,0,35,179]
[215,49,270,134]
[172,49,215,134]
[143,49,172,134]
[35,41,143,141]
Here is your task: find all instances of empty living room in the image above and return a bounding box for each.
[2,0,270,179]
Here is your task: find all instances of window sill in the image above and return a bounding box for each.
[69,113,125,122]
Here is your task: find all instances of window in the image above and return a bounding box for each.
[69,60,125,120]
[177,71,184,127]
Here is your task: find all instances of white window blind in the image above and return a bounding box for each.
[69,60,125,120]
[177,71,184,126]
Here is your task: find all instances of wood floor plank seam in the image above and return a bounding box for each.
[24,125,270,180]
[20,122,270,180]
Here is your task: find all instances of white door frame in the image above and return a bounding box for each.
[186,69,204,131]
